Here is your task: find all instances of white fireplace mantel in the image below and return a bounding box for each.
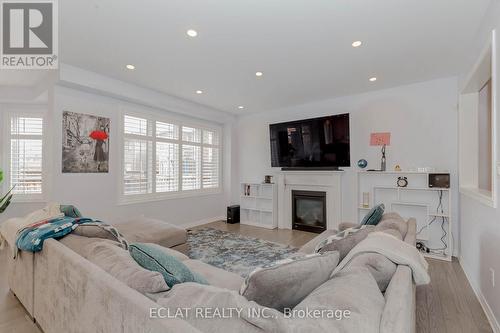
[276,170,344,231]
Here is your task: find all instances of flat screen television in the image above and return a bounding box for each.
[269,113,350,169]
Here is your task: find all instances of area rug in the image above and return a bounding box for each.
[187,227,299,277]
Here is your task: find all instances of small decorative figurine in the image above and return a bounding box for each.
[357,159,368,169]
[394,165,401,172]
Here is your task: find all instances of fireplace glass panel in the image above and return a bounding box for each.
[292,190,326,233]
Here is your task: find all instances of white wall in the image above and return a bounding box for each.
[235,77,459,253]
[1,78,236,226]
[459,1,500,330]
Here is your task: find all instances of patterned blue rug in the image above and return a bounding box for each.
[187,227,299,278]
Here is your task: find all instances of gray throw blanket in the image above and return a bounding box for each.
[331,232,430,285]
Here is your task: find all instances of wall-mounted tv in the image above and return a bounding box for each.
[269,113,350,169]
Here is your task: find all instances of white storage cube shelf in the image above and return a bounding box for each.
[240,183,278,229]
[357,171,452,261]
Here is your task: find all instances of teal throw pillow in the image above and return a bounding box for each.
[361,204,385,226]
[129,243,208,287]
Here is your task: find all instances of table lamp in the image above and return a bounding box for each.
[370,132,391,171]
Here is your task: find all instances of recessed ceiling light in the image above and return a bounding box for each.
[255,71,263,77]
[196,90,203,94]
[369,77,377,82]
[238,106,245,109]
[187,29,198,37]
[125,64,135,70]
[352,41,362,47]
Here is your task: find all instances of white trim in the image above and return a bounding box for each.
[460,187,496,207]
[180,215,226,229]
[458,257,500,333]
[117,188,223,206]
[459,30,498,208]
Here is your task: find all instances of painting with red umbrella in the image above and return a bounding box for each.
[62,111,110,173]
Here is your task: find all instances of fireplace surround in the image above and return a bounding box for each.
[276,170,343,231]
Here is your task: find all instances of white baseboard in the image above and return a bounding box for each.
[180,216,226,229]
[458,257,500,333]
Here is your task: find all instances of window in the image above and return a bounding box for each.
[122,114,221,201]
[4,113,45,200]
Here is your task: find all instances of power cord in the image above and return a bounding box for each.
[416,190,448,255]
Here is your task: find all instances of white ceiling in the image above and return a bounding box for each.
[59,0,491,113]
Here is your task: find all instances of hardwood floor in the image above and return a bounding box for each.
[0,221,493,333]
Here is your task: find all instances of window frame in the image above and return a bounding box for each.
[459,29,498,208]
[2,107,48,203]
[118,109,223,205]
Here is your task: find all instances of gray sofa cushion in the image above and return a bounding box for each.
[298,229,338,254]
[374,212,408,239]
[73,223,123,241]
[59,234,115,258]
[316,225,375,260]
[157,283,284,333]
[240,251,340,311]
[87,241,169,294]
[114,217,187,248]
[344,253,397,292]
[293,266,385,333]
[183,259,244,292]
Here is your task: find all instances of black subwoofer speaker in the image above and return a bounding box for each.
[227,205,240,224]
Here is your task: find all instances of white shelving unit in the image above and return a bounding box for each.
[357,171,452,261]
[240,182,278,229]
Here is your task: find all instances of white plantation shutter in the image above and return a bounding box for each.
[202,129,220,189]
[182,144,201,190]
[203,129,219,146]
[182,126,201,143]
[157,121,178,140]
[123,139,152,194]
[122,114,221,200]
[123,116,153,195]
[10,116,44,195]
[124,115,149,136]
[202,147,219,188]
[156,142,179,192]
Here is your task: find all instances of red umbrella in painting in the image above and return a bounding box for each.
[89,130,108,141]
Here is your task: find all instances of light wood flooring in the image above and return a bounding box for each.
[0,221,493,333]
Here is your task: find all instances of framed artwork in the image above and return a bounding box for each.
[62,111,110,173]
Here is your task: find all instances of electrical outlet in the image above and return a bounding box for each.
[490,268,495,288]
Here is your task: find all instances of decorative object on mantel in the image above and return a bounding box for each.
[362,192,370,208]
[357,159,368,169]
[394,165,402,172]
[243,184,251,196]
[62,111,110,173]
[264,175,274,184]
[370,132,391,171]
[397,177,408,188]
